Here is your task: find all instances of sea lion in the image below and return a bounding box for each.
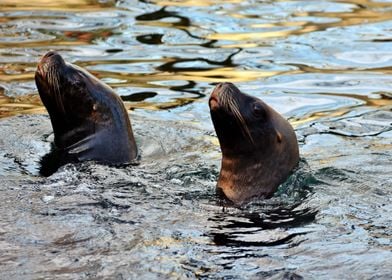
[209,82,299,205]
[35,51,138,175]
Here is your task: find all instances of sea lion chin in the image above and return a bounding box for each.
[35,51,138,175]
[209,82,299,205]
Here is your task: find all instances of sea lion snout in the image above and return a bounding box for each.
[209,82,236,110]
[215,82,235,90]
[209,88,219,110]
[43,51,57,59]
[36,51,65,78]
[41,51,63,62]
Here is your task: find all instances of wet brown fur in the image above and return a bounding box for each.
[209,82,299,205]
[35,51,138,175]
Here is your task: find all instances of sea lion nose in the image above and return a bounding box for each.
[37,51,64,77]
[215,82,235,92]
[41,51,64,63]
[43,51,57,59]
[212,82,232,99]
[39,51,65,67]
[220,82,234,88]
[215,82,230,92]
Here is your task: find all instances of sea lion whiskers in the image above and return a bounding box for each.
[221,89,255,144]
[47,65,65,115]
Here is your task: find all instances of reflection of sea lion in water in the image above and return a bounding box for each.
[35,51,138,175]
[209,82,299,205]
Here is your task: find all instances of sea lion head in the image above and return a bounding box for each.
[209,82,299,205]
[35,51,107,126]
[209,82,276,155]
[35,51,137,173]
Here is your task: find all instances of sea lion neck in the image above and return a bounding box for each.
[220,153,262,171]
[218,155,273,205]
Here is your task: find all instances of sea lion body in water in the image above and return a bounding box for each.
[209,82,299,205]
[35,51,138,175]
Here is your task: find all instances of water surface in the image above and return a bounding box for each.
[0,0,391,279]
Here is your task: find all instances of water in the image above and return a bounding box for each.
[0,0,391,279]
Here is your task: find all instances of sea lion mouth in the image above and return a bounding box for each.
[209,94,219,110]
[36,63,45,78]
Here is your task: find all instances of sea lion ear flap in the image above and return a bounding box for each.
[276,130,282,143]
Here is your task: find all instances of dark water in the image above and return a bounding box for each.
[0,0,391,279]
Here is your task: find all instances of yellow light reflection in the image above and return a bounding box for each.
[177,68,279,81]
[0,92,45,118]
[0,0,115,11]
[207,30,298,41]
[147,0,242,7]
[291,109,351,127]
[206,2,392,42]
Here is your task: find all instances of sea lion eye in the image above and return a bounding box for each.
[73,79,84,88]
[252,103,265,118]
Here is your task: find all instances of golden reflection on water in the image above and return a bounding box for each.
[125,97,197,111]
[0,73,34,82]
[0,0,392,120]
[85,68,283,84]
[0,41,91,49]
[159,68,281,82]
[144,0,242,7]
[0,92,44,118]
[0,0,115,11]
[0,91,208,117]
[291,109,352,127]
[208,9,392,42]
[291,99,392,127]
